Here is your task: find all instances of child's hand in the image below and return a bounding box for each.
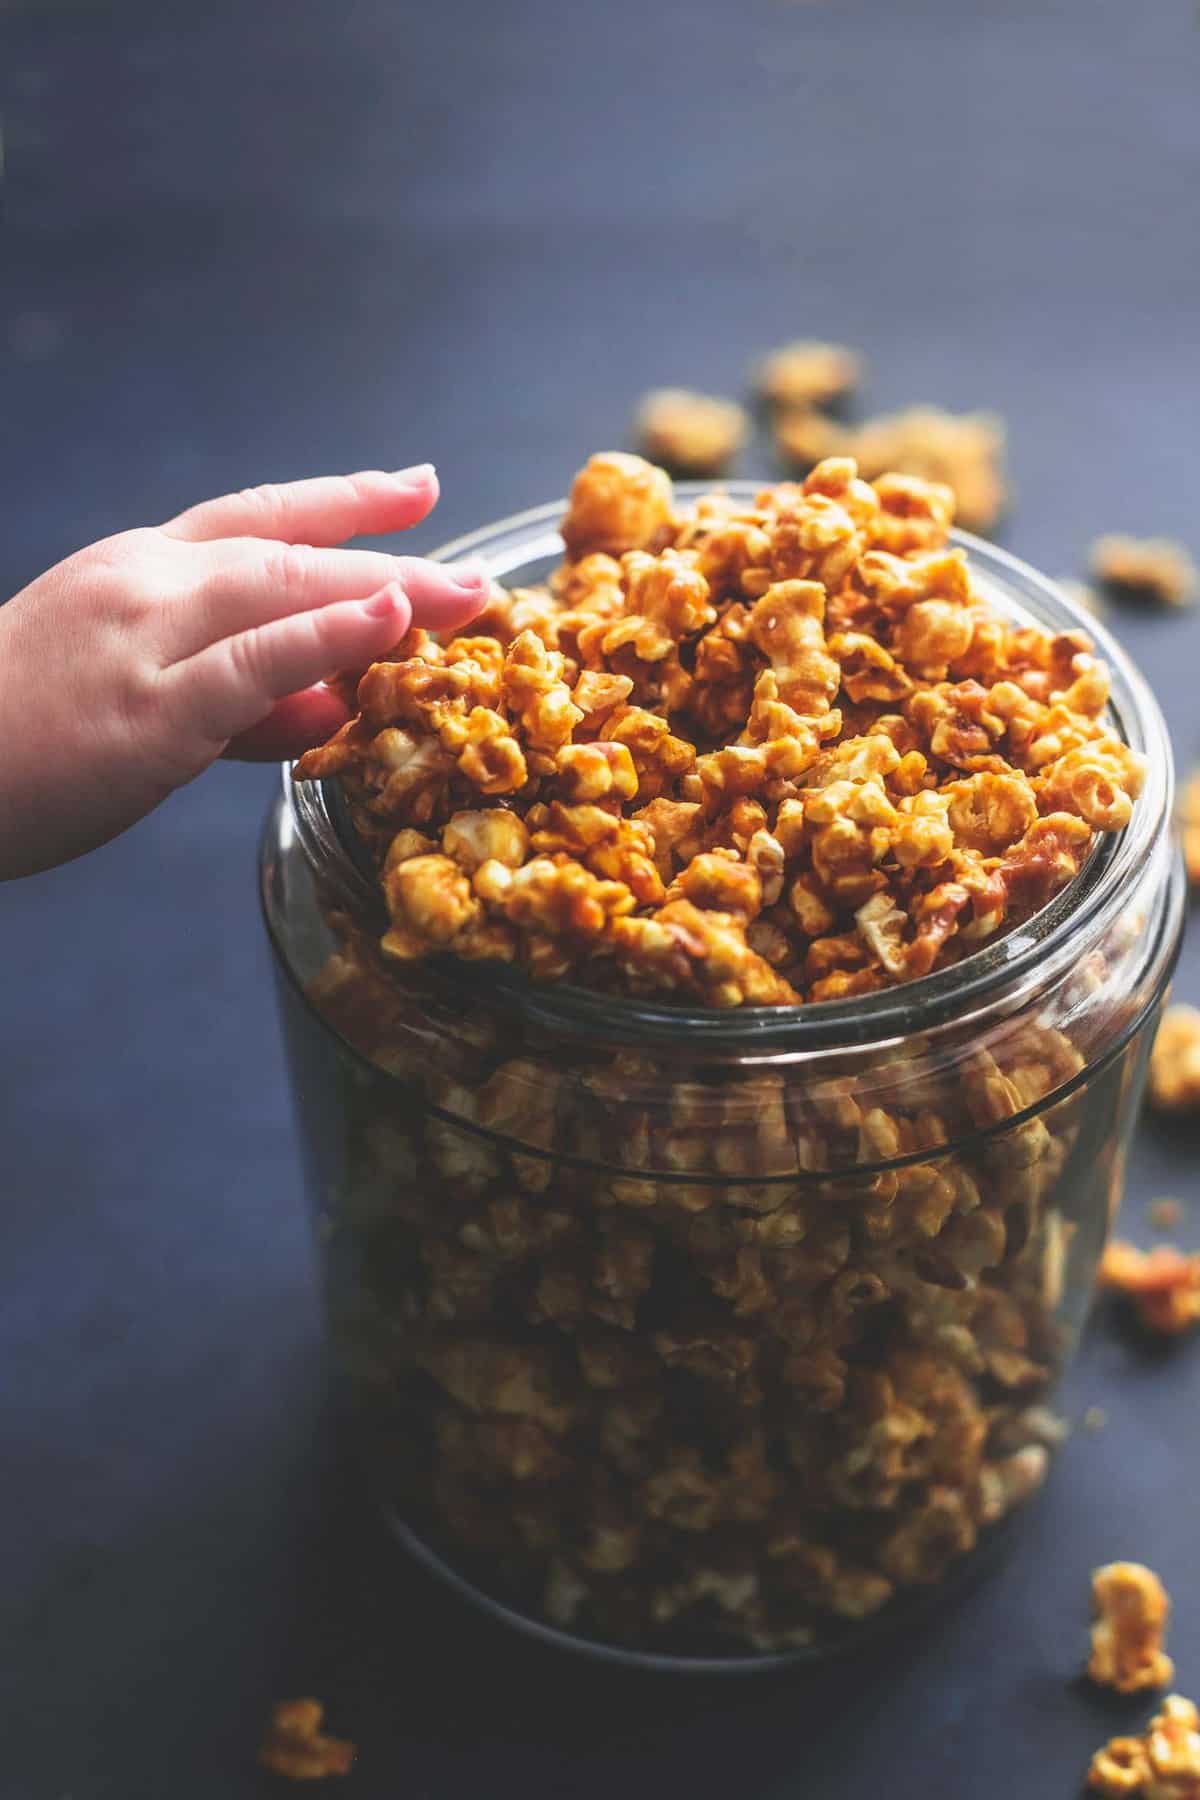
[0,464,486,879]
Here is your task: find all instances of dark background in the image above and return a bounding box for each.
[2,2,1199,1794]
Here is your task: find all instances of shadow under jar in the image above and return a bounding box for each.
[260,495,1184,1671]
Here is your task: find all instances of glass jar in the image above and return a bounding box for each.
[259,492,1184,1670]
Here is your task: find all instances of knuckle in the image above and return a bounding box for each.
[79,530,165,630]
[112,657,167,754]
[111,524,157,558]
[228,626,272,695]
[241,481,287,528]
[84,526,158,579]
[271,541,316,602]
[342,470,380,507]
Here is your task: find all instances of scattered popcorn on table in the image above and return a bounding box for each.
[1148,1006,1200,1114]
[634,388,749,476]
[1088,1563,1174,1695]
[1090,535,1198,609]
[753,338,863,411]
[259,1700,354,1781]
[1099,1241,1200,1335]
[1149,1198,1184,1233]
[1087,1694,1200,1797]
[772,406,1008,534]
[1083,1406,1108,1433]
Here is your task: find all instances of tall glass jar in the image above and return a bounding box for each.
[259,495,1183,1670]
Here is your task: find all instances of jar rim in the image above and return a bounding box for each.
[287,485,1175,1060]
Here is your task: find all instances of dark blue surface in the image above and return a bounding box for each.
[3,3,1200,1794]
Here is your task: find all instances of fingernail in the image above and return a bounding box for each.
[442,556,489,590]
[363,582,404,618]
[391,462,436,486]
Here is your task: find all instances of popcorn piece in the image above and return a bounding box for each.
[753,339,863,410]
[500,856,637,943]
[1099,1241,1200,1336]
[455,708,528,795]
[381,854,481,959]
[855,892,909,978]
[571,668,635,730]
[1088,1562,1175,1694]
[767,479,870,594]
[560,451,674,560]
[259,1699,354,1781]
[599,548,715,664]
[677,850,762,919]
[603,706,696,800]
[1091,535,1198,609]
[611,899,799,1007]
[872,472,956,556]
[634,796,703,878]
[634,387,748,476]
[556,741,640,804]
[1089,1734,1155,1797]
[943,773,1038,855]
[747,580,840,719]
[501,630,583,759]
[1148,1006,1200,1113]
[442,809,529,871]
[1142,1697,1200,1797]
[1088,1695,1200,1798]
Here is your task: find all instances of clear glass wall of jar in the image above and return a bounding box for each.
[259,497,1184,1670]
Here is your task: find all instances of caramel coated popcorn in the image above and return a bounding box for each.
[1088,1563,1175,1694]
[1091,535,1198,610]
[1088,1695,1200,1798]
[1148,1007,1200,1114]
[753,339,863,411]
[635,388,748,476]
[773,406,1007,534]
[1099,1241,1200,1336]
[297,452,1140,1010]
[259,1700,354,1781]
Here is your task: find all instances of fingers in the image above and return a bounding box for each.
[222,685,352,761]
[159,540,488,662]
[166,581,414,746]
[161,464,439,546]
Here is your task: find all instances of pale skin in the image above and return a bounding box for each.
[0,463,486,880]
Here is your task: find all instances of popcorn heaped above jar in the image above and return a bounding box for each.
[295,452,1145,1010]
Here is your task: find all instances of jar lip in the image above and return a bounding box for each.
[288,486,1174,1057]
